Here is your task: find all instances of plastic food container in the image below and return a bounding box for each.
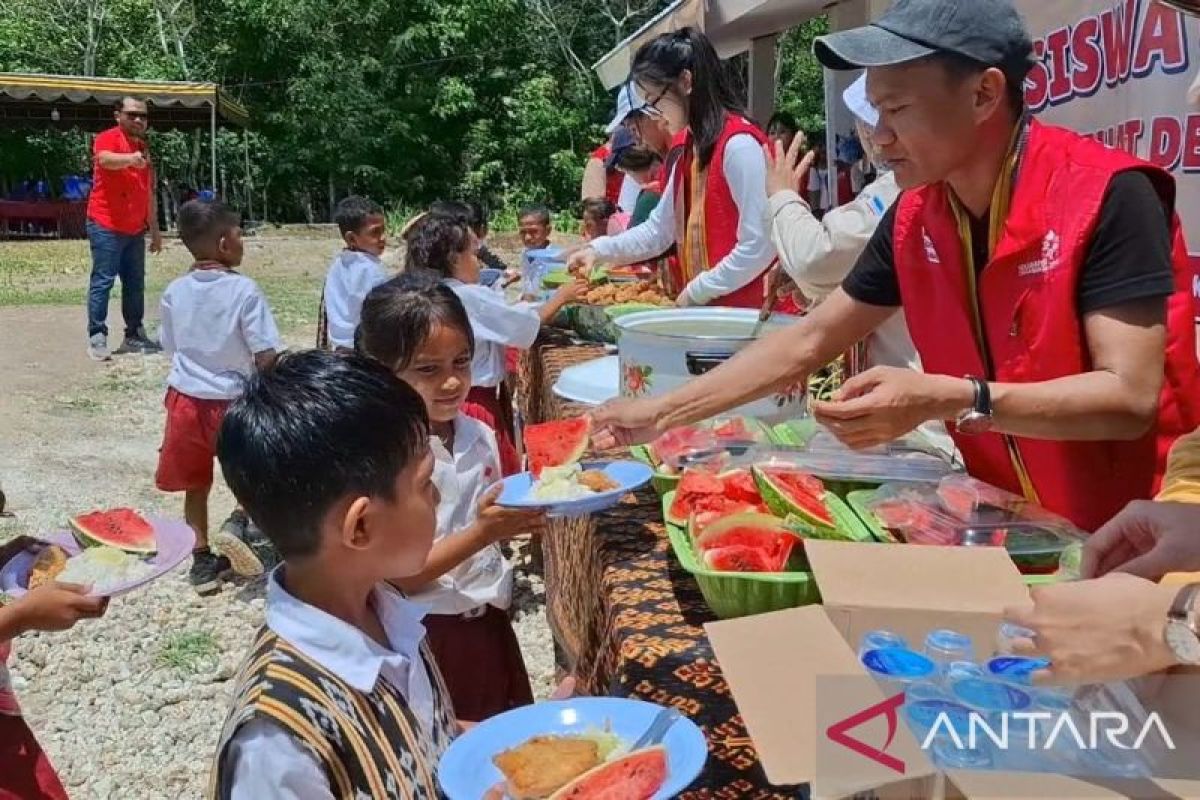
[630,415,776,497]
[662,493,823,619]
[747,447,958,498]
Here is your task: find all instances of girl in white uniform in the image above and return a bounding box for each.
[356,272,548,720]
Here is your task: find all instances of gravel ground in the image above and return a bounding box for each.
[0,234,558,799]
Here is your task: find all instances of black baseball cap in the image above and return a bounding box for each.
[814,0,1034,76]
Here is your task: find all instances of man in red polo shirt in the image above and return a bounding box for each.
[86,97,163,361]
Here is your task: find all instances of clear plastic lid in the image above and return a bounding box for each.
[749,447,958,486]
[864,477,1086,572]
[649,416,773,470]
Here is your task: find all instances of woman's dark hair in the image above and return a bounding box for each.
[216,350,429,560]
[580,197,617,222]
[615,146,661,173]
[403,212,473,278]
[356,270,475,373]
[631,27,746,169]
[428,200,489,237]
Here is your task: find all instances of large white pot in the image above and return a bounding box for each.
[613,308,806,423]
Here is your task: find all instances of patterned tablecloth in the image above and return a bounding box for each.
[518,332,806,799]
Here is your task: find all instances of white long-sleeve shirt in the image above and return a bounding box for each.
[767,170,956,458]
[590,134,776,306]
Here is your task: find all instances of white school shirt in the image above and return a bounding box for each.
[445,278,540,387]
[323,249,390,349]
[808,165,833,212]
[589,133,775,306]
[410,414,513,615]
[160,269,280,400]
[222,570,436,800]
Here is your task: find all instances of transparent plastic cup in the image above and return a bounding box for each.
[994,622,1037,655]
[859,629,907,659]
[925,629,974,668]
[944,661,985,683]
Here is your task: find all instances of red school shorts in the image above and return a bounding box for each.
[154,388,231,493]
[0,714,69,800]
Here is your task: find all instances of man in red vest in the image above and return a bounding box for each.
[86,96,163,361]
[593,0,1200,532]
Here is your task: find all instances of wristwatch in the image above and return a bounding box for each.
[956,376,995,435]
[1165,582,1200,666]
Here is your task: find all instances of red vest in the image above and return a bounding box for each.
[671,115,770,308]
[893,120,1200,531]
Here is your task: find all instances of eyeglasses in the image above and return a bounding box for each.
[122,111,149,120]
[642,85,671,116]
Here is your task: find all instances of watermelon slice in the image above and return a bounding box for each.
[69,508,156,555]
[549,746,667,799]
[752,466,835,529]
[704,543,792,572]
[649,425,715,468]
[718,469,762,505]
[665,470,725,526]
[524,417,591,477]
[689,503,766,538]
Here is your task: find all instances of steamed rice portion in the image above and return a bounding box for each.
[58,546,154,592]
[531,464,595,501]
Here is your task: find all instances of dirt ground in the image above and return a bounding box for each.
[0,230,558,799]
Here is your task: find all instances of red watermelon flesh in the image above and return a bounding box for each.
[937,481,979,520]
[704,542,793,572]
[524,417,591,477]
[695,512,798,550]
[719,469,762,504]
[650,425,716,468]
[751,466,834,528]
[549,746,667,800]
[712,417,753,441]
[689,503,768,537]
[69,508,156,555]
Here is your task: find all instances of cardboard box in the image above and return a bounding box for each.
[705,540,1200,799]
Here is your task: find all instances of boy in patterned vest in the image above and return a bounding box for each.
[209,350,458,800]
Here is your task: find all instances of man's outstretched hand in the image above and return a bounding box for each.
[590,396,664,451]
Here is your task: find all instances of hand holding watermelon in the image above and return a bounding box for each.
[7,581,107,635]
[591,397,666,451]
[476,484,548,542]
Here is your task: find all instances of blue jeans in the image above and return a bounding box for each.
[86,220,145,338]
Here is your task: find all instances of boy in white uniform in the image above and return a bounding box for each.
[156,199,279,594]
[318,195,389,351]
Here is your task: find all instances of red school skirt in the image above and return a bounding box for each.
[0,714,69,800]
[423,606,534,722]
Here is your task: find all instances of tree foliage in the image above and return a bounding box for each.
[0,0,828,223]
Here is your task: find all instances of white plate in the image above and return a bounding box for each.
[552,356,619,406]
[497,460,652,517]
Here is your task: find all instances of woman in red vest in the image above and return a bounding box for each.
[568,28,775,308]
[590,0,1200,533]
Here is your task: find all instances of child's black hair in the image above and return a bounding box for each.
[766,111,799,139]
[428,200,489,238]
[517,204,551,227]
[356,270,476,372]
[217,350,429,560]
[334,195,383,236]
[178,199,239,255]
[581,197,617,222]
[403,213,473,278]
[615,146,661,173]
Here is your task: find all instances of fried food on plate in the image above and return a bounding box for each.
[579,470,620,493]
[28,545,68,589]
[492,735,601,799]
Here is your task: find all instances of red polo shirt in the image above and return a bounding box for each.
[87,126,151,236]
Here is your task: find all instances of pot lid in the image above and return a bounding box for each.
[613,308,799,341]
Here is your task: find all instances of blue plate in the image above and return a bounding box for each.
[437,697,707,800]
[497,461,653,517]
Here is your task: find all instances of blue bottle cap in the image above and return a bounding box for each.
[925,629,973,656]
[987,656,1051,684]
[952,678,1033,712]
[861,647,937,681]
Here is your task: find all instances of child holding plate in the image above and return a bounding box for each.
[356,271,545,721]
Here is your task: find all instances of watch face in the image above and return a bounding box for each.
[956,412,994,435]
[1166,620,1200,665]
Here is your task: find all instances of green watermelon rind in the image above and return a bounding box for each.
[751,466,836,529]
[693,512,800,551]
[68,509,157,555]
[548,745,667,800]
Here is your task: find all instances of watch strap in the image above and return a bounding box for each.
[964,376,992,416]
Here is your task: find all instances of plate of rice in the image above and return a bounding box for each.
[0,518,195,598]
[497,460,653,517]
